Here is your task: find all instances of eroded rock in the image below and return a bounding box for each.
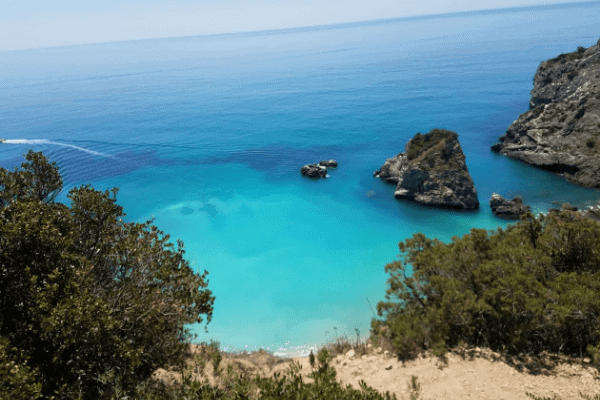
[489,193,531,219]
[580,201,600,221]
[300,163,327,178]
[492,39,600,187]
[301,159,337,178]
[374,129,479,210]
[319,159,338,168]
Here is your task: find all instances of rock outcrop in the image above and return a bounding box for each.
[374,129,479,210]
[319,160,338,168]
[301,163,327,178]
[489,193,531,219]
[581,202,600,221]
[301,160,337,178]
[492,39,600,187]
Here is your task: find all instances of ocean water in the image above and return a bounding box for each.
[1,1,600,357]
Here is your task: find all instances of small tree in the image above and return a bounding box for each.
[374,210,600,362]
[0,151,215,398]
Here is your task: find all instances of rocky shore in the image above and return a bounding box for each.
[374,129,479,210]
[489,193,531,219]
[492,39,600,187]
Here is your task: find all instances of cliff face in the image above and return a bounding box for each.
[374,129,479,210]
[492,40,600,187]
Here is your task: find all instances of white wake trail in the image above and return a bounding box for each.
[3,139,114,158]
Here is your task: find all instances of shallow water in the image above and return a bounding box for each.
[1,1,599,356]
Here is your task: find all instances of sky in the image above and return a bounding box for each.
[0,0,595,51]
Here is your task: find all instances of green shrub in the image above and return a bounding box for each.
[0,337,42,399]
[374,211,600,363]
[0,151,215,399]
[586,139,595,148]
[408,376,421,400]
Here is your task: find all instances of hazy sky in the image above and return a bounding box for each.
[0,0,593,51]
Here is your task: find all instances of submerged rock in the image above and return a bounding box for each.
[489,193,531,219]
[300,163,327,178]
[374,129,479,210]
[491,39,600,187]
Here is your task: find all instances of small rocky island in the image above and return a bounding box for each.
[492,39,600,187]
[374,129,479,210]
[489,193,531,219]
[301,159,337,178]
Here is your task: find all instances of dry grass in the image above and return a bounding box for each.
[151,333,600,400]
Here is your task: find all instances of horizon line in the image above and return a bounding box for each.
[3,0,598,53]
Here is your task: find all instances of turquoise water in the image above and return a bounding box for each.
[1,1,600,357]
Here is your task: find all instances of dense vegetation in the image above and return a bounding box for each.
[0,151,396,400]
[0,151,215,399]
[372,210,600,366]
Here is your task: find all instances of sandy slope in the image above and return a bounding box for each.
[154,344,600,399]
[290,347,600,400]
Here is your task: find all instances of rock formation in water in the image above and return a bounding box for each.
[374,129,479,210]
[581,201,600,221]
[319,159,338,168]
[491,39,600,187]
[301,160,337,178]
[489,193,531,219]
[301,163,327,178]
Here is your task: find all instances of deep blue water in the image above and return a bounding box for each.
[1,1,600,357]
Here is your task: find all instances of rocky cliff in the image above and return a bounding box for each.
[492,39,600,187]
[374,129,479,210]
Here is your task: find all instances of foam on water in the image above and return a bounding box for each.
[4,139,113,158]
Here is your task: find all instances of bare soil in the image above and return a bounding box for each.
[154,343,600,400]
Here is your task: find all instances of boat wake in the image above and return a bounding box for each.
[3,139,113,158]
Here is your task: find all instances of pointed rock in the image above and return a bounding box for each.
[375,129,479,210]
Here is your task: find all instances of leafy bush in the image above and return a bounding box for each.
[373,210,600,363]
[0,337,42,399]
[0,151,215,398]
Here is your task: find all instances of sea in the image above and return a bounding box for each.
[1,1,600,357]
